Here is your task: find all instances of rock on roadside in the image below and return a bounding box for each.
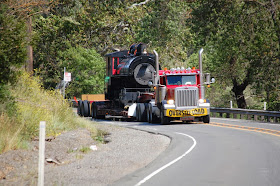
[0,123,170,186]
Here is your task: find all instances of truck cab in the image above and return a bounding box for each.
[143,49,214,124]
[156,67,211,124]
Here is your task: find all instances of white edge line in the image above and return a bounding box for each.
[135,132,197,186]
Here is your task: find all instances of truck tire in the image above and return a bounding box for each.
[147,103,151,123]
[91,102,96,119]
[88,101,92,117]
[82,100,89,117]
[136,103,140,121]
[136,103,147,122]
[92,102,103,119]
[160,106,170,125]
[148,103,158,123]
[203,115,210,123]
[146,110,150,123]
[80,101,85,116]
[77,100,82,116]
[148,103,153,123]
[143,103,148,122]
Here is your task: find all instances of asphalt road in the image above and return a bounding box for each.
[96,117,280,186]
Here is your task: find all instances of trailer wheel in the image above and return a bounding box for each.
[203,115,210,123]
[82,100,89,117]
[87,101,91,117]
[88,101,92,117]
[92,102,99,119]
[77,100,82,116]
[80,101,85,116]
[92,102,104,119]
[160,106,170,125]
[91,102,96,119]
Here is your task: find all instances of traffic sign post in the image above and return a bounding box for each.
[63,67,71,99]
[64,72,71,82]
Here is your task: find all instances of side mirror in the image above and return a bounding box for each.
[204,73,215,84]
[205,73,211,84]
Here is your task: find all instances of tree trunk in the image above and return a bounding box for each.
[26,16,33,74]
[270,0,280,53]
[232,78,249,109]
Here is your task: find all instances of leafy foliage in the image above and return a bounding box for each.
[33,14,85,89]
[189,0,280,109]
[0,0,279,110]
[0,4,27,100]
[135,0,192,68]
[0,71,98,153]
[58,46,105,97]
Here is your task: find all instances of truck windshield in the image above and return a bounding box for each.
[167,75,196,85]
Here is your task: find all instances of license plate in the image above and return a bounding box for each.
[166,108,207,117]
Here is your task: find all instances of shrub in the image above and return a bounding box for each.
[0,72,97,153]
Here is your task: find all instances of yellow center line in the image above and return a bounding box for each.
[194,122,280,138]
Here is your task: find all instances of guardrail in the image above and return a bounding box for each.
[210,107,280,123]
[69,99,280,123]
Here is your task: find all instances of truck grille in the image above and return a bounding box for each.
[175,88,198,108]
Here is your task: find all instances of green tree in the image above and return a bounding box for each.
[33,13,86,89]
[0,4,27,101]
[58,46,105,97]
[33,0,148,94]
[135,0,192,68]
[190,0,279,109]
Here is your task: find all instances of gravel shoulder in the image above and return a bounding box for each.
[0,122,170,185]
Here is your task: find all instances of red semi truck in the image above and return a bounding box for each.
[136,49,215,124]
[77,44,214,124]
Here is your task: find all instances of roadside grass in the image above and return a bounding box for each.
[79,146,91,153]
[95,130,110,144]
[0,72,98,154]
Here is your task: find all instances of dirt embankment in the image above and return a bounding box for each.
[0,124,170,186]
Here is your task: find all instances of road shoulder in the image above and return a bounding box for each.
[0,122,170,185]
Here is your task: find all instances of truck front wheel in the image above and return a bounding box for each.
[203,115,210,123]
[160,106,170,125]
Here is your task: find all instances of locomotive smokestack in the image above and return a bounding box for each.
[199,48,204,99]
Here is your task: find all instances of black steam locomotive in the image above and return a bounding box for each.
[104,43,158,106]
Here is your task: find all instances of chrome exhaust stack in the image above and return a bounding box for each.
[199,48,205,100]
[153,50,160,85]
[153,50,160,106]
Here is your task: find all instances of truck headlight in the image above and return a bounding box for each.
[198,99,205,104]
[167,100,174,105]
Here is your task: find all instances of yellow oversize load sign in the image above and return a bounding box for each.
[166,108,207,117]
